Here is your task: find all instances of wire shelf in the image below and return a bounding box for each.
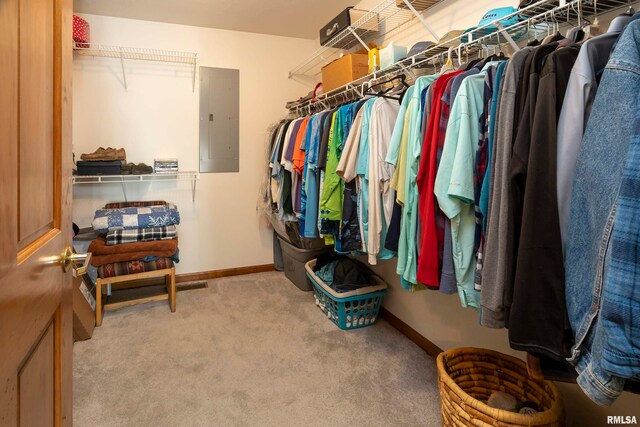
[72,171,198,184]
[287,0,632,114]
[73,42,198,91]
[289,0,444,78]
[72,171,199,202]
[73,42,197,64]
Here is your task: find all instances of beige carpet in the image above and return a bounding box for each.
[73,272,441,426]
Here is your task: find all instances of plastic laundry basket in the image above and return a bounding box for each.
[305,259,387,330]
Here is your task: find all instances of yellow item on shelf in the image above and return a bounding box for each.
[368,47,381,73]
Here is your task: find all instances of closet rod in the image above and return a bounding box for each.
[288,0,631,115]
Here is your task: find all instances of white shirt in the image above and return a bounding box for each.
[367,97,400,264]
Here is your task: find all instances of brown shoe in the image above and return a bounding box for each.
[80,147,118,161]
[115,148,126,160]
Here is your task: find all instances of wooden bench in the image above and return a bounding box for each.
[95,267,176,326]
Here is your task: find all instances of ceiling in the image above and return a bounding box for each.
[73,0,358,39]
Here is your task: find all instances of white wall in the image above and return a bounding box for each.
[72,14,315,274]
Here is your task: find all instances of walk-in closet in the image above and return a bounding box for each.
[1,0,639,425]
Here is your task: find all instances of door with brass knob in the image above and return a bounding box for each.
[0,0,74,425]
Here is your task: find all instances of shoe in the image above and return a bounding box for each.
[115,148,126,160]
[80,147,117,161]
[131,163,153,174]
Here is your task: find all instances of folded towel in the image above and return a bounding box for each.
[106,225,177,245]
[92,204,180,233]
[88,237,178,267]
[89,236,178,255]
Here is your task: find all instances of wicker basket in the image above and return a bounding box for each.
[436,348,565,427]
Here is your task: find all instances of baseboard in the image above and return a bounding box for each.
[380,307,444,358]
[176,264,276,283]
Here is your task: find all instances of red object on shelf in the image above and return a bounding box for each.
[73,15,90,48]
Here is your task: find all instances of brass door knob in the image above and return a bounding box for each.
[41,247,92,277]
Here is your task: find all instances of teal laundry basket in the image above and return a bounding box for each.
[305,259,387,330]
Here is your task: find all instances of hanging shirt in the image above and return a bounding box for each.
[481,47,534,328]
[320,112,343,228]
[434,71,485,310]
[386,86,415,189]
[367,97,400,264]
[509,44,580,359]
[292,118,310,216]
[302,113,326,238]
[416,71,464,288]
[479,61,508,231]
[397,75,439,289]
[473,63,501,291]
[556,31,622,252]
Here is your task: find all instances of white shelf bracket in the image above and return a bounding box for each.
[119,177,129,202]
[346,26,371,51]
[495,22,521,52]
[119,47,128,91]
[192,60,197,92]
[402,0,440,41]
[191,175,197,203]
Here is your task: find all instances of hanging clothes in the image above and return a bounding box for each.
[565,19,640,406]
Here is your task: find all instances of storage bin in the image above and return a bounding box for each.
[380,43,407,69]
[305,259,387,330]
[319,8,379,47]
[278,237,331,291]
[76,160,122,176]
[437,347,565,427]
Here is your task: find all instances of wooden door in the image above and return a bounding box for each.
[0,0,73,425]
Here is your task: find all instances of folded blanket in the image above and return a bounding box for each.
[97,258,174,279]
[88,237,178,267]
[104,200,167,209]
[92,204,180,233]
[106,225,177,245]
[89,236,178,255]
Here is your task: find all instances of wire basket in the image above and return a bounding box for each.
[437,347,565,427]
[305,259,387,330]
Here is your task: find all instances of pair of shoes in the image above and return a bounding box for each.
[121,162,153,175]
[80,147,126,161]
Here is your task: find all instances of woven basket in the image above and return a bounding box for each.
[436,348,565,427]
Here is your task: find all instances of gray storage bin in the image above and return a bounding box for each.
[278,237,331,291]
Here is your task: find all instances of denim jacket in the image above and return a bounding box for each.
[565,20,640,406]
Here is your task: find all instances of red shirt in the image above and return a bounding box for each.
[416,71,464,287]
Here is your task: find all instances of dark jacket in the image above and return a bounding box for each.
[509,44,580,359]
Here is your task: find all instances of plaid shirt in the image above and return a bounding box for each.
[105,225,177,245]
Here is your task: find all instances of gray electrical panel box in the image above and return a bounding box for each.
[199,67,239,173]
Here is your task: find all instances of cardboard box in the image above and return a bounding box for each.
[321,54,369,93]
[73,276,96,341]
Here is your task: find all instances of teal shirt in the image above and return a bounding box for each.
[397,75,439,289]
[386,86,415,167]
[434,71,486,309]
[357,98,378,252]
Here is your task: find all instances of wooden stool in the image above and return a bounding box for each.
[95,267,176,326]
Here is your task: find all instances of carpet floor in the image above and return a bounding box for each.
[73,272,441,426]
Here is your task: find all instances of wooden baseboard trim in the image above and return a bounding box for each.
[380,307,444,358]
[176,264,276,283]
